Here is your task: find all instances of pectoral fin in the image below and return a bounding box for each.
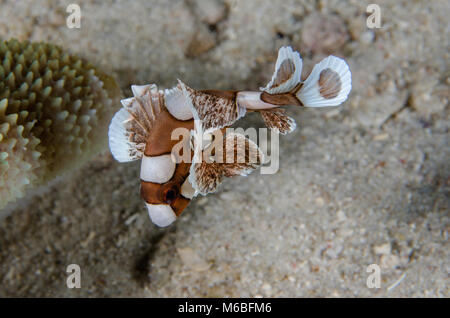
[189,132,263,195]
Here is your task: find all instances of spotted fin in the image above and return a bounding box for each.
[259,108,297,134]
[260,46,303,94]
[178,80,245,133]
[221,132,263,177]
[189,131,263,195]
[296,56,351,107]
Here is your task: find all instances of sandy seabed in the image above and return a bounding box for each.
[0,0,448,297]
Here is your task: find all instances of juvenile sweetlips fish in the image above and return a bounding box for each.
[108,84,262,227]
[108,46,351,227]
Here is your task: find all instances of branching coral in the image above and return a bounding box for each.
[0,39,122,210]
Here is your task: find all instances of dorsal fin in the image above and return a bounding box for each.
[164,86,193,121]
[178,80,246,133]
[108,84,165,162]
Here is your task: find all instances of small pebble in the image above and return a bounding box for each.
[380,254,400,269]
[373,133,389,141]
[177,247,210,272]
[185,24,217,57]
[374,242,391,255]
[197,197,209,206]
[360,31,375,44]
[315,197,325,206]
[300,12,349,54]
[193,0,227,25]
[336,210,347,222]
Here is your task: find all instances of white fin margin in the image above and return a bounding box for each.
[109,83,165,163]
[261,46,303,94]
[164,86,193,120]
[296,56,351,107]
[131,84,155,98]
[108,108,140,162]
[270,115,297,135]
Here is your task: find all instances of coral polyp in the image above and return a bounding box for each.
[0,39,122,210]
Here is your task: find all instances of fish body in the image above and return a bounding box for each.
[108,46,352,227]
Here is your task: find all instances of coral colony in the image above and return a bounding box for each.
[108,46,352,227]
[0,39,121,209]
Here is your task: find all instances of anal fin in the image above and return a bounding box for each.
[259,108,297,135]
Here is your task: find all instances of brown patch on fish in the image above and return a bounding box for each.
[144,110,194,157]
[170,196,191,216]
[260,91,303,106]
[270,59,295,88]
[200,89,237,101]
[318,68,341,99]
[140,162,191,216]
[121,85,194,159]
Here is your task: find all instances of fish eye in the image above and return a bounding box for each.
[164,187,178,203]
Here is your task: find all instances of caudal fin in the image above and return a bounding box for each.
[296,56,351,107]
[260,46,303,94]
